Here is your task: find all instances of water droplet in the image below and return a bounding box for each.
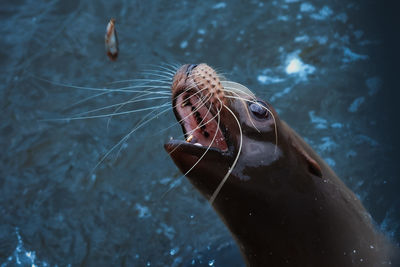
[208,259,215,266]
[180,41,188,49]
[170,247,179,256]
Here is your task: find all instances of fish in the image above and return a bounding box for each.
[105,18,118,61]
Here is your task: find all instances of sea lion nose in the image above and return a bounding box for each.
[186,64,198,76]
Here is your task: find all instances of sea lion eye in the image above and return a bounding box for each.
[249,101,269,119]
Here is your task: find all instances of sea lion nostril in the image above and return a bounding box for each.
[186,64,198,76]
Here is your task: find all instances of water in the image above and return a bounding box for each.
[1,0,399,266]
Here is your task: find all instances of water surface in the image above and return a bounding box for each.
[1,0,399,266]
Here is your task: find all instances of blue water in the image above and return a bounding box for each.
[1,0,399,266]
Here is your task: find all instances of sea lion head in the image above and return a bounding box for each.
[164,63,323,204]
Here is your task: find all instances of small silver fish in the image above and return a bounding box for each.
[105,18,118,61]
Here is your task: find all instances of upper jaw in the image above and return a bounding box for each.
[165,94,233,158]
[169,65,229,153]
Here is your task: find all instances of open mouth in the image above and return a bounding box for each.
[171,89,228,152]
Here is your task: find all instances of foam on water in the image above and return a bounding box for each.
[1,229,50,267]
[270,87,292,102]
[318,137,338,152]
[310,6,333,20]
[300,3,315,13]
[257,73,284,85]
[308,111,328,129]
[342,47,369,63]
[212,2,227,9]
[285,52,316,80]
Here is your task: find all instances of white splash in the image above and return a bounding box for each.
[197,28,206,35]
[330,122,343,129]
[324,158,336,167]
[212,2,227,9]
[2,228,50,267]
[318,137,338,152]
[308,111,327,129]
[180,40,188,49]
[285,52,315,80]
[156,223,176,240]
[315,36,328,44]
[294,35,310,42]
[342,47,368,63]
[135,203,151,218]
[270,87,292,102]
[310,6,333,20]
[257,75,284,85]
[300,3,315,12]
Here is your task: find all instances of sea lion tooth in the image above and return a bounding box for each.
[186,135,193,143]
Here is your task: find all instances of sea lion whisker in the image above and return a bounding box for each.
[156,92,212,140]
[162,62,182,71]
[33,75,174,93]
[218,83,262,133]
[161,103,219,199]
[170,82,209,103]
[186,103,218,137]
[94,86,172,125]
[63,91,117,110]
[224,95,278,153]
[188,102,213,133]
[107,78,172,85]
[73,96,169,117]
[167,95,214,144]
[180,105,223,178]
[139,72,174,81]
[41,103,170,122]
[209,99,243,204]
[90,105,173,175]
[140,69,176,78]
[119,79,173,85]
[220,84,256,101]
[144,68,176,75]
[163,102,214,157]
[111,102,173,163]
[105,87,172,128]
[61,87,170,112]
[147,63,180,75]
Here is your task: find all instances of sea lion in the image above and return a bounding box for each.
[164,64,398,266]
